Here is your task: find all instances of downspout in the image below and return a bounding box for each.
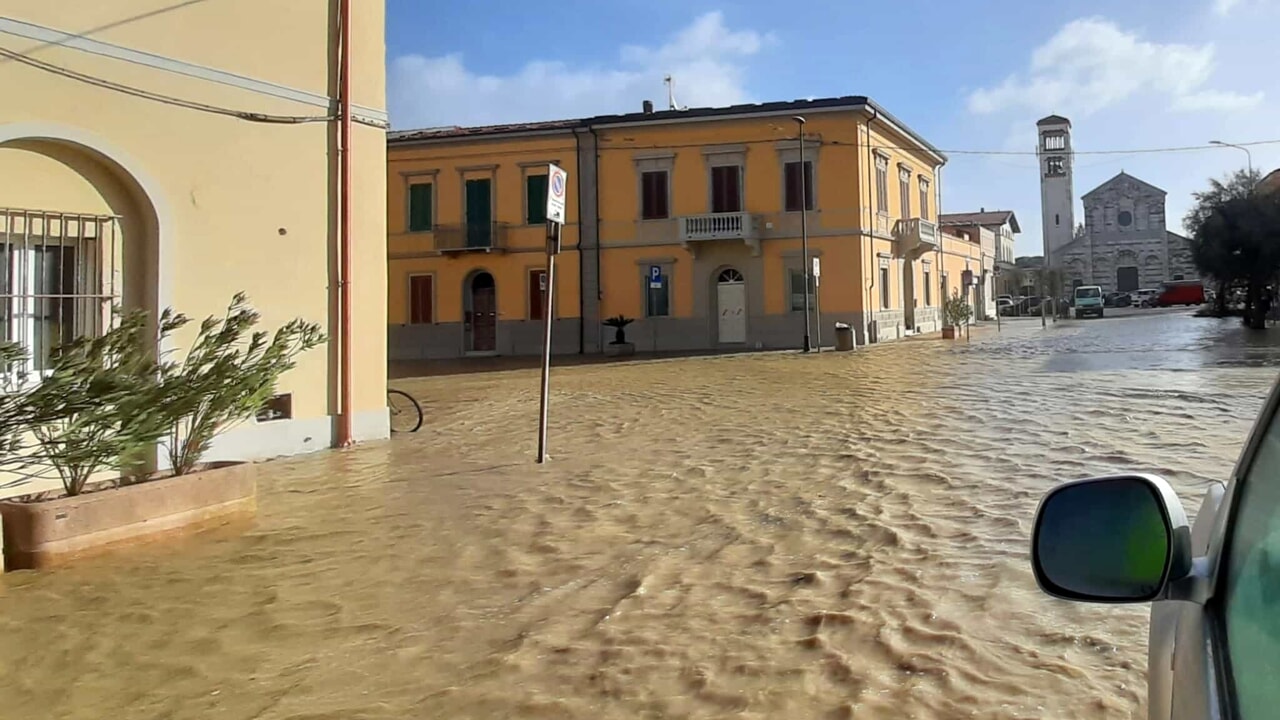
[591,125,602,353]
[865,108,878,343]
[574,128,584,354]
[335,0,354,447]
[935,162,943,317]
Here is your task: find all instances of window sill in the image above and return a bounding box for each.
[639,217,672,222]
[406,229,435,235]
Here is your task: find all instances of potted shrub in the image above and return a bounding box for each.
[603,315,636,357]
[0,295,323,571]
[942,291,972,339]
[162,292,324,477]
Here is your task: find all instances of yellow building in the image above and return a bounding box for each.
[386,121,583,358]
[388,96,949,355]
[0,1,389,464]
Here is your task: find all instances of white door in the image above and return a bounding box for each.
[716,268,746,344]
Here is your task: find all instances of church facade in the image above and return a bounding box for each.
[1055,172,1197,293]
[1037,116,1197,294]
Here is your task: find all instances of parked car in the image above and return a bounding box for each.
[1073,285,1104,318]
[1153,281,1207,307]
[1029,373,1280,719]
[1105,292,1132,308]
[1133,288,1160,307]
[997,298,1014,315]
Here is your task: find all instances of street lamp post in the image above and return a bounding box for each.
[795,115,813,353]
[1210,140,1254,176]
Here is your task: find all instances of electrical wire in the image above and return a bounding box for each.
[0,46,390,129]
[387,133,1280,162]
[593,136,1280,156]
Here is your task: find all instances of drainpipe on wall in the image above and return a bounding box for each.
[935,162,944,318]
[591,125,602,353]
[865,108,878,343]
[335,0,354,447]
[574,128,583,354]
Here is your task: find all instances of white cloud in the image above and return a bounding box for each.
[1214,0,1276,15]
[967,17,1263,117]
[388,12,774,129]
[1172,89,1265,111]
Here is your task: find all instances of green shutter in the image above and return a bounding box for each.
[526,174,548,225]
[408,183,433,231]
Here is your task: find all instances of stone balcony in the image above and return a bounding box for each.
[893,217,939,257]
[679,212,760,255]
[433,223,507,254]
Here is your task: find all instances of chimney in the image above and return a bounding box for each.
[980,207,985,213]
[642,100,654,114]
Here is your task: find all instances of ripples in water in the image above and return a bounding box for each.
[0,310,1275,719]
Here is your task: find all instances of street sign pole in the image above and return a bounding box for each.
[537,164,568,464]
[993,266,1002,333]
[812,256,822,352]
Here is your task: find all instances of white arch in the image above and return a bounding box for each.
[0,122,173,331]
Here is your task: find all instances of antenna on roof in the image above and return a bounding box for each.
[664,75,686,111]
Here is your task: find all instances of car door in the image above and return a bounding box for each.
[1203,375,1280,718]
[1155,375,1280,719]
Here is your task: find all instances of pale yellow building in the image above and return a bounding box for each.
[0,1,389,472]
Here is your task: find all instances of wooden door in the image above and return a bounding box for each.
[471,286,496,351]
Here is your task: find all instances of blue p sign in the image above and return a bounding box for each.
[649,265,662,288]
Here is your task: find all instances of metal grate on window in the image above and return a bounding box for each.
[1,208,119,375]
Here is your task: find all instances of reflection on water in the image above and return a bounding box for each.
[1,310,1276,719]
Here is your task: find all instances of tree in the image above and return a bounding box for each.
[24,308,190,496]
[1186,169,1263,315]
[161,293,325,476]
[1196,192,1280,328]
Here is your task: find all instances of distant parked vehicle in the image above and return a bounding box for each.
[1132,288,1160,307]
[1104,292,1132,308]
[1073,285,1105,318]
[997,298,1014,315]
[1153,281,1207,307]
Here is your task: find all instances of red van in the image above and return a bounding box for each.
[1153,280,1206,307]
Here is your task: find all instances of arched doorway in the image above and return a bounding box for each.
[465,271,497,352]
[715,268,746,344]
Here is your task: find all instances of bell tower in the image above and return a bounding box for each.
[1037,115,1074,264]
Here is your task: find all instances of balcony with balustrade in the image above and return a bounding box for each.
[678,212,760,255]
[893,217,939,257]
[432,223,507,254]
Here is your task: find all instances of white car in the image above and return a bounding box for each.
[1030,374,1280,718]
[1132,289,1160,307]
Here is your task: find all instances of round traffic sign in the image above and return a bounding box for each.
[551,172,565,198]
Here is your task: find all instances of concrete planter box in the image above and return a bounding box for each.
[604,342,635,357]
[0,462,256,571]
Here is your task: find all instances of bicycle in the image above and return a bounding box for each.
[387,388,423,434]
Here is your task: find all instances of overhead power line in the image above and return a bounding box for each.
[0,45,388,128]
[389,133,1280,162]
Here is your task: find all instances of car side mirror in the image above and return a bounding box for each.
[1031,474,1193,603]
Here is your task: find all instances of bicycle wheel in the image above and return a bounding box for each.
[387,388,423,433]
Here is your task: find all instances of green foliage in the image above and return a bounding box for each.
[603,315,635,345]
[0,341,33,466]
[24,308,190,496]
[162,293,325,476]
[943,291,973,328]
[1186,171,1280,328]
[1184,169,1262,241]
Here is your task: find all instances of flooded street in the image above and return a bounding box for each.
[2,310,1278,720]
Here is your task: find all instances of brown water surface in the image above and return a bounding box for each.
[1,311,1276,719]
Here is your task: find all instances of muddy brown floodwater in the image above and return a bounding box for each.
[2,311,1278,719]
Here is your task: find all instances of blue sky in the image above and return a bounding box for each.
[386,0,1279,257]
